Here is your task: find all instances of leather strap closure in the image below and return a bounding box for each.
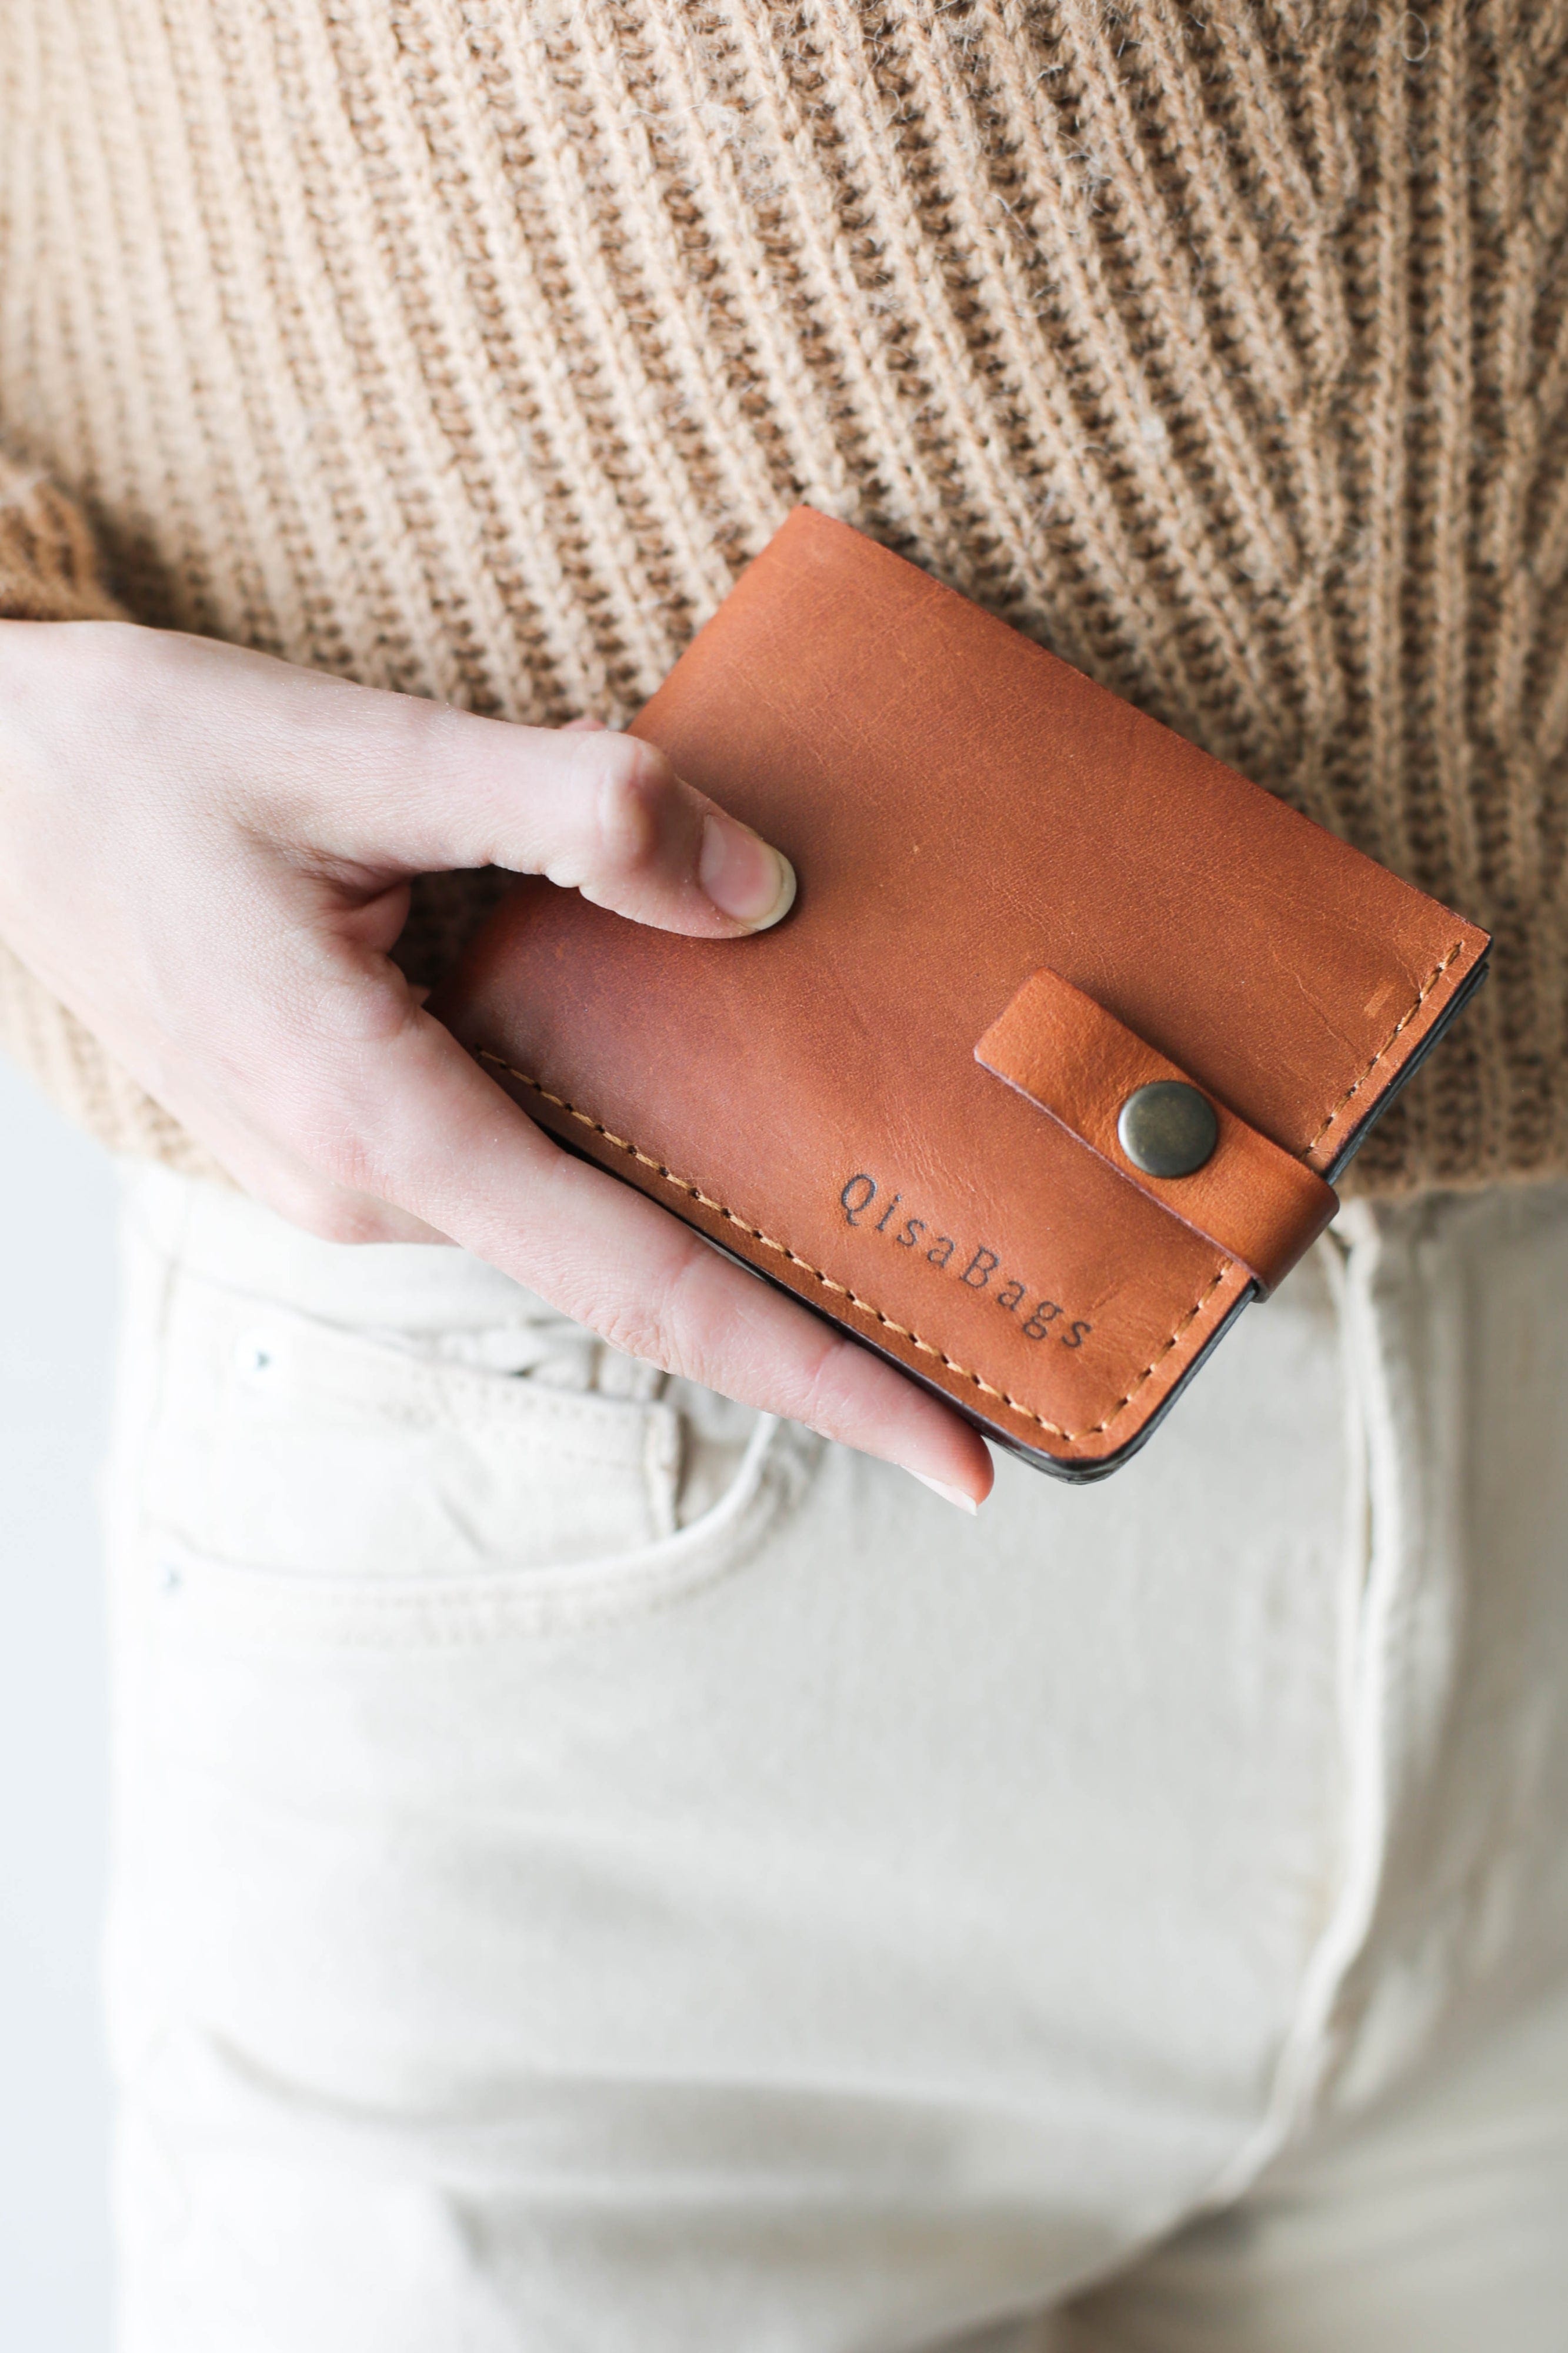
[975,969,1337,1293]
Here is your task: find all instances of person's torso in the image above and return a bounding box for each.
[4,0,1563,1192]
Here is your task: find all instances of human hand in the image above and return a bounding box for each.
[0,622,992,1506]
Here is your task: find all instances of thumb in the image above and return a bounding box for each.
[309,689,797,939]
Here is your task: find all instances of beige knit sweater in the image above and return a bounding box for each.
[2,1,1565,1194]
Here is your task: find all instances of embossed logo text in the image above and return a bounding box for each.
[839,1173,1092,1349]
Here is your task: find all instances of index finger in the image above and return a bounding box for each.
[306,1003,994,1504]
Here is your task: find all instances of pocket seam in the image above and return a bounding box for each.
[142,1417,818,1648]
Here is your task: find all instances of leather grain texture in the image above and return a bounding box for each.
[975,968,1338,1294]
[441,509,1490,1475]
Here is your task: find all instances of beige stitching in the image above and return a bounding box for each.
[477,944,1463,1443]
[479,1051,1236,1446]
[1303,943,1467,1152]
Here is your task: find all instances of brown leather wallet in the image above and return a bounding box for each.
[439,508,1490,1480]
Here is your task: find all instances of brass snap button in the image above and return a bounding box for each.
[1117,1081,1218,1178]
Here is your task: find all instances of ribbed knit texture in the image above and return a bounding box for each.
[2,1,1566,1192]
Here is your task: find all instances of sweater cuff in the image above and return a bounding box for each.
[0,450,126,622]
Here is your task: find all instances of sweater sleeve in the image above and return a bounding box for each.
[0,451,228,1178]
[0,449,127,622]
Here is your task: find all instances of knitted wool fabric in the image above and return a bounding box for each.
[1,0,1565,1193]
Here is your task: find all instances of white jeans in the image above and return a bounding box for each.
[105,1166,1568,2352]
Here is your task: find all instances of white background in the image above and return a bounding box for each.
[0,1060,116,2349]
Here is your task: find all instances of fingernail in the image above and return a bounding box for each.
[911,1471,980,1515]
[699,813,797,931]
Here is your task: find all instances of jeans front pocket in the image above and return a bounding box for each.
[127,1247,820,1644]
[108,1220,823,2251]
